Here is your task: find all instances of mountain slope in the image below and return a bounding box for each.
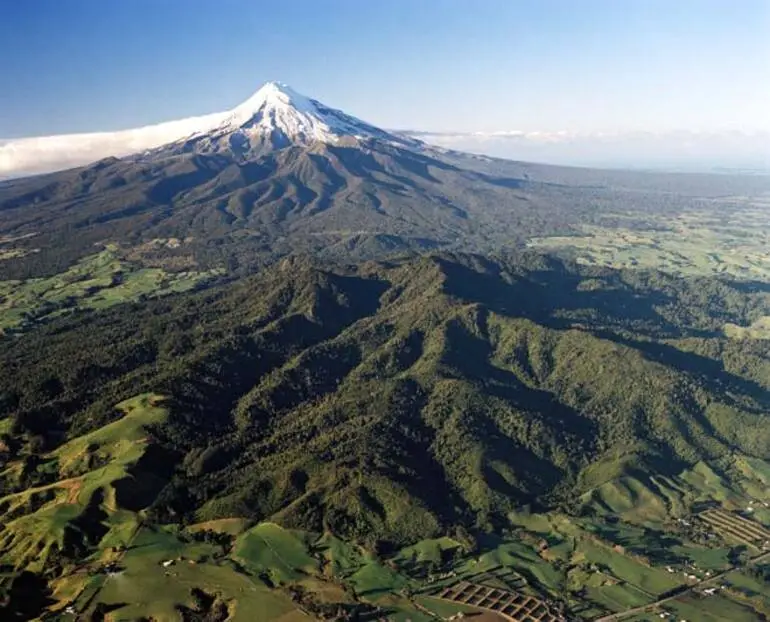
[3,82,767,281]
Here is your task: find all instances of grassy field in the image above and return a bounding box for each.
[669,544,731,571]
[84,526,297,622]
[0,245,220,333]
[665,592,760,622]
[232,522,318,584]
[59,521,427,620]
[527,205,770,281]
[722,568,770,616]
[728,456,770,510]
[348,551,409,599]
[315,532,365,577]
[0,394,168,572]
[678,461,742,505]
[724,316,770,340]
[581,474,677,525]
[585,582,650,612]
[580,458,766,528]
[576,539,679,596]
[490,510,685,595]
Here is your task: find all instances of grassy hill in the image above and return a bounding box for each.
[0,394,167,573]
[0,244,220,335]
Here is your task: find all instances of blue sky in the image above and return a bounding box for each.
[1,0,768,139]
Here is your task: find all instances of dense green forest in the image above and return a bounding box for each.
[2,252,768,536]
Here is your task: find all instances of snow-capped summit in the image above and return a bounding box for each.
[0,81,420,177]
[221,81,333,139]
[171,81,418,156]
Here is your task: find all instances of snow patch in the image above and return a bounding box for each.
[181,81,417,151]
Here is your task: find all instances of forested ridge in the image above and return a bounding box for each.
[2,252,768,555]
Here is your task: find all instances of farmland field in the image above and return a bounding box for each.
[665,592,759,622]
[432,581,563,621]
[697,509,770,548]
[528,201,770,282]
[0,243,221,334]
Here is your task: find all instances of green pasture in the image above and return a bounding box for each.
[0,247,219,333]
[0,394,168,571]
[232,522,318,584]
[527,208,770,281]
[88,526,295,622]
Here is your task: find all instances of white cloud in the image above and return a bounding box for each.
[1,117,768,178]
[407,130,770,171]
[0,111,226,178]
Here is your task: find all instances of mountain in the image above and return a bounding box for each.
[2,81,767,281]
[0,81,418,177]
[155,81,420,157]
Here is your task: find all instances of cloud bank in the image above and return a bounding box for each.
[1,120,768,179]
[403,130,770,172]
[0,111,226,178]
